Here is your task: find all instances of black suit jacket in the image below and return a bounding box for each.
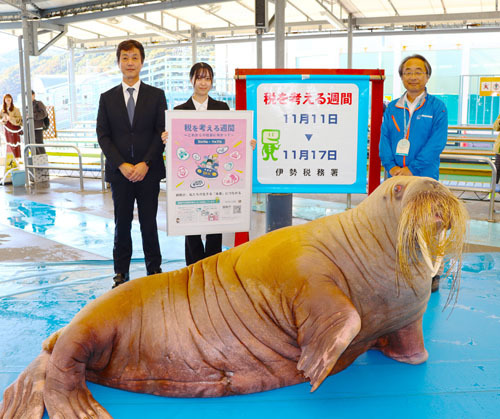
[174,96,230,111]
[97,81,167,183]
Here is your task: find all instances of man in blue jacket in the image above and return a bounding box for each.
[380,54,448,293]
[380,54,447,180]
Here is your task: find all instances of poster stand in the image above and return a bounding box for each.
[233,68,385,246]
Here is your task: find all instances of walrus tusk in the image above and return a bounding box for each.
[417,229,445,277]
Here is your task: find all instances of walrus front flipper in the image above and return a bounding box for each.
[0,350,49,419]
[295,283,361,392]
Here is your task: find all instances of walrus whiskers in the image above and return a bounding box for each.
[396,188,468,303]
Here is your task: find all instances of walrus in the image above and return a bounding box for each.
[0,176,467,419]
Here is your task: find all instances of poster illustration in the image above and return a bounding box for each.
[246,74,370,193]
[166,110,253,236]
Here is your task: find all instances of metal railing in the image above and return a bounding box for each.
[23,144,107,192]
[440,153,498,222]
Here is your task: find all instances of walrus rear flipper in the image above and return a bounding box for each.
[43,338,113,419]
[295,283,361,392]
[0,350,49,419]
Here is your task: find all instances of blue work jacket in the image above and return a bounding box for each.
[379,91,448,180]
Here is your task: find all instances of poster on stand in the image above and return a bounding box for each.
[166,110,253,236]
[246,74,370,193]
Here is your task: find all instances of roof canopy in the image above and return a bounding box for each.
[1,0,500,49]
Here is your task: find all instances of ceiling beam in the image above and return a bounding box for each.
[129,14,185,39]
[39,0,231,19]
[386,0,399,16]
[287,0,312,21]
[353,11,500,26]
[197,4,235,27]
[97,19,133,36]
[236,0,253,13]
[0,0,39,18]
[73,32,163,45]
[2,11,500,33]
[70,16,500,45]
[0,0,23,11]
[71,23,500,51]
[315,0,346,29]
[161,10,197,31]
[70,23,106,38]
[37,0,235,24]
[440,0,447,14]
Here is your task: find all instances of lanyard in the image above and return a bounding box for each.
[400,94,422,167]
[403,105,410,139]
[403,93,424,139]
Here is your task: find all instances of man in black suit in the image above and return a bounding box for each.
[97,39,167,288]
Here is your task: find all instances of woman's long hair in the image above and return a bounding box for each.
[2,94,14,113]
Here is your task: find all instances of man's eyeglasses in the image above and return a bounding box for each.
[403,70,427,77]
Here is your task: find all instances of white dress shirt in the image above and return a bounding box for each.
[122,80,141,106]
[404,90,425,116]
[192,96,208,111]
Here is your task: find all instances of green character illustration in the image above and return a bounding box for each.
[261,129,281,161]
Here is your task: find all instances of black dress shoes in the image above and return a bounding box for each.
[147,268,162,276]
[112,273,130,289]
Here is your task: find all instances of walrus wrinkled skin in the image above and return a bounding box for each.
[0,176,467,419]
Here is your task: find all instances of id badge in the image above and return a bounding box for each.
[396,139,410,156]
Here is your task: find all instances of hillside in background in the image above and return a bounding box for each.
[0,46,183,101]
[0,48,118,100]
[0,48,68,99]
[0,49,23,99]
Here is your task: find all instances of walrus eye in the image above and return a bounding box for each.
[394,184,403,194]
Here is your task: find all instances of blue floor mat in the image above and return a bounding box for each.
[1,253,499,418]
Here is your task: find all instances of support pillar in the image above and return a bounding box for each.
[265,193,292,232]
[191,26,197,64]
[266,0,292,232]
[68,38,77,126]
[347,13,353,69]
[21,17,35,149]
[368,77,384,194]
[256,28,263,68]
[346,13,353,208]
[274,0,285,68]
[18,35,27,145]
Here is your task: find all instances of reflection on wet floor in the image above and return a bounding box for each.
[1,194,499,258]
[0,194,185,261]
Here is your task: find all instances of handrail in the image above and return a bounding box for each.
[441,149,495,156]
[440,153,498,222]
[447,137,495,143]
[24,144,84,191]
[448,125,497,132]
